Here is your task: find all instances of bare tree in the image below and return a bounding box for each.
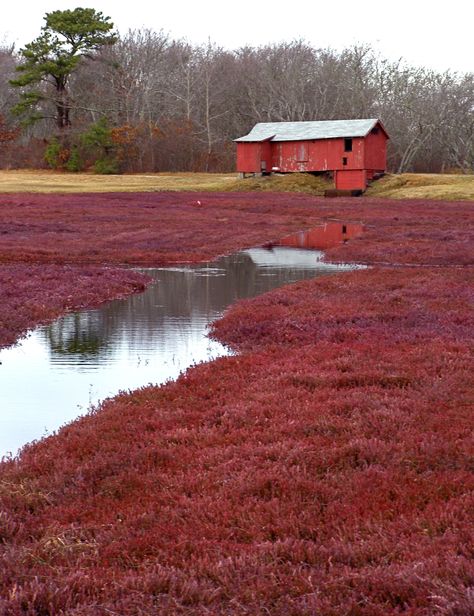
[0,41,17,114]
[1,28,473,173]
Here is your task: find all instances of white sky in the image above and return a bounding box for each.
[1,0,473,74]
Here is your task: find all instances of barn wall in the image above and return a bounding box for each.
[236,142,273,173]
[236,142,261,172]
[260,141,272,173]
[364,127,387,170]
[272,138,364,172]
[334,169,367,190]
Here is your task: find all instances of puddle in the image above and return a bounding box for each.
[0,224,364,457]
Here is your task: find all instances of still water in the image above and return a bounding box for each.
[0,224,363,457]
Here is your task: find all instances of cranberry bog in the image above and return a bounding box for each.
[0,192,473,614]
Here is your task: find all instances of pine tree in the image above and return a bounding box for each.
[11,8,117,130]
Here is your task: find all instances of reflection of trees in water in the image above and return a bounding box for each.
[45,312,105,358]
[41,250,338,361]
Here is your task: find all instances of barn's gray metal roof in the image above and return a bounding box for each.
[235,119,382,142]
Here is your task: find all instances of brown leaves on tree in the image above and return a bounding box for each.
[0,115,18,144]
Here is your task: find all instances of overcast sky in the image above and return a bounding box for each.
[1,0,473,74]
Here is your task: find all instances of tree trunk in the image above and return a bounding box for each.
[205,79,212,172]
[56,82,71,130]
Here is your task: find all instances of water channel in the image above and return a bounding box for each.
[0,222,363,458]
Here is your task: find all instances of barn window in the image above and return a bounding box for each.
[342,157,348,166]
[372,127,379,134]
[344,138,353,152]
[296,142,309,162]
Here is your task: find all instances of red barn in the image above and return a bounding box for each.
[235,118,389,191]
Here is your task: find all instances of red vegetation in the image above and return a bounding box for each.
[0,191,472,266]
[0,192,473,614]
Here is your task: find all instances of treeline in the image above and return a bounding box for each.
[0,30,473,173]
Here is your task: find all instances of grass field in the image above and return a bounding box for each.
[0,169,473,200]
[365,172,474,200]
[0,170,237,193]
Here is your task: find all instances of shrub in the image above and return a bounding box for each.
[93,156,119,175]
[82,118,120,174]
[64,145,83,172]
[44,138,69,170]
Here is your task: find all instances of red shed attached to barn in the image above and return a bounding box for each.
[235,118,389,191]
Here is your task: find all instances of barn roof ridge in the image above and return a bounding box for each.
[235,118,388,142]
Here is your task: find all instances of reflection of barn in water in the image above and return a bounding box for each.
[245,247,326,269]
[1,232,365,455]
[41,234,358,362]
[277,221,364,250]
